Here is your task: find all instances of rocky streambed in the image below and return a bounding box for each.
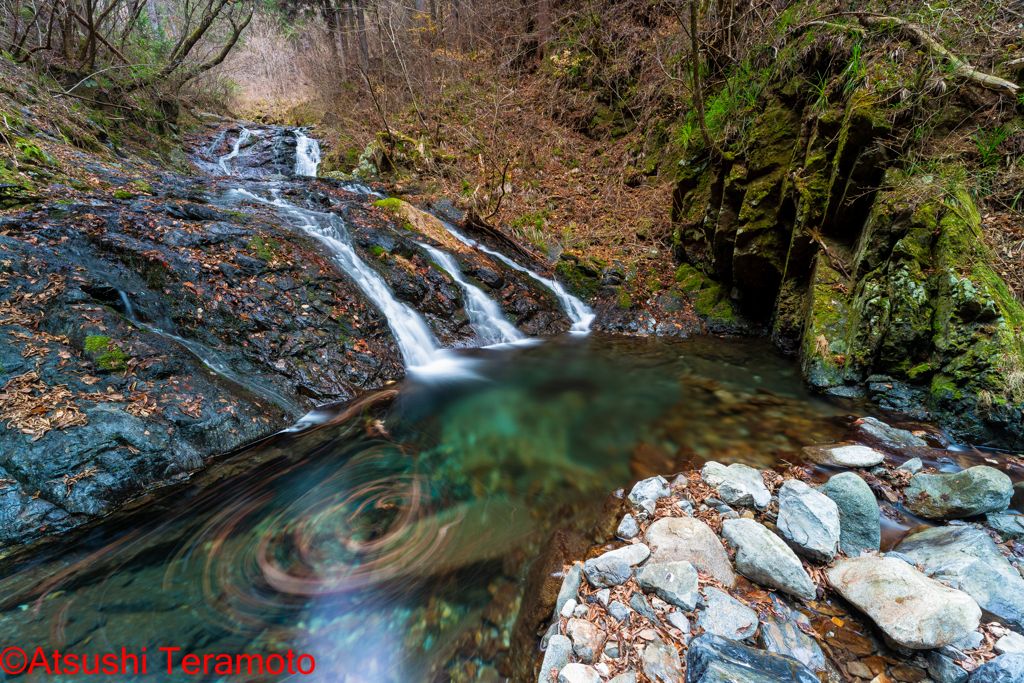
[531,417,1024,683]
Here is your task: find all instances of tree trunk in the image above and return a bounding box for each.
[537,0,550,57]
[355,0,369,69]
[146,0,160,35]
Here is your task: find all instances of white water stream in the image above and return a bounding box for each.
[295,131,321,177]
[442,223,595,333]
[419,243,524,346]
[218,128,252,175]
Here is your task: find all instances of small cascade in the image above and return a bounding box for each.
[294,131,321,177]
[116,290,301,414]
[227,188,464,375]
[443,223,595,334]
[219,128,252,175]
[419,243,524,346]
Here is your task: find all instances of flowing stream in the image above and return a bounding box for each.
[295,131,321,177]
[419,243,524,346]
[218,127,252,175]
[0,127,948,682]
[443,222,595,333]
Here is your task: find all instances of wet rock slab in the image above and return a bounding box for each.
[721,518,816,601]
[903,466,1013,519]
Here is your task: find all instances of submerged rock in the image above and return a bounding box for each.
[701,462,771,509]
[644,516,736,587]
[826,556,981,649]
[821,472,881,556]
[801,443,885,468]
[776,479,840,562]
[904,466,1013,519]
[896,525,1024,631]
[847,417,932,457]
[686,633,819,683]
[697,588,759,640]
[635,561,700,610]
[721,518,816,601]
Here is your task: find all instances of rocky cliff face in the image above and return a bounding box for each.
[672,95,1024,448]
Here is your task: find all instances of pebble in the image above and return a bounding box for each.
[605,641,620,658]
[595,588,610,607]
[697,587,759,640]
[898,457,924,473]
[555,563,583,618]
[629,591,660,624]
[926,651,968,683]
[635,560,700,610]
[777,479,841,562]
[721,518,817,601]
[557,663,601,683]
[582,544,650,588]
[539,635,572,683]
[617,514,640,539]
[826,556,981,649]
[566,618,605,663]
[645,517,737,587]
[642,638,684,683]
[607,600,630,623]
[996,633,1024,655]
[572,603,588,618]
[701,462,771,509]
[608,674,636,683]
[802,443,885,467]
[666,611,690,634]
[629,475,671,507]
[560,599,577,618]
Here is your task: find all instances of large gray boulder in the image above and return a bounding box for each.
[721,518,816,602]
[635,560,700,610]
[821,472,881,555]
[686,633,819,683]
[776,479,840,562]
[826,556,981,649]
[697,588,759,640]
[896,525,1024,632]
[644,516,736,587]
[701,462,771,509]
[846,416,933,457]
[904,466,1013,519]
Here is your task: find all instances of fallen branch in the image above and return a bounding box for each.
[1003,56,1024,71]
[791,20,867,36]
[858,14,1019,97]
[463,210,541,265]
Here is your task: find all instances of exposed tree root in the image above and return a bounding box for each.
[857,14,1020,98]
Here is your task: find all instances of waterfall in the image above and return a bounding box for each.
[419,243,524,346]
[219,128,252,175]
[227,188,466,376]
[295,131,321,177]
[442,223,595,334]
[116,290,302,414]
